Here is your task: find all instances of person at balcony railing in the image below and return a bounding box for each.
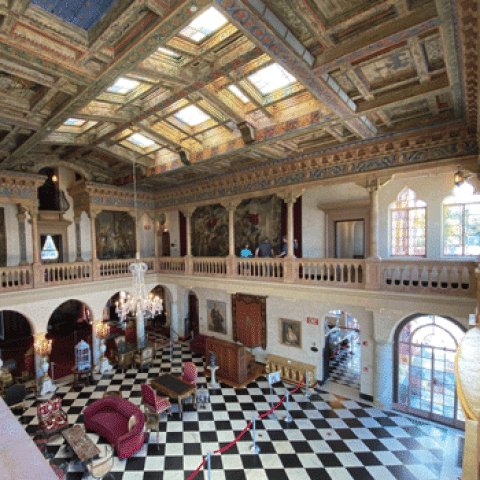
[277,236,298,258]
[240,244,253,258]
[255,238,274,258]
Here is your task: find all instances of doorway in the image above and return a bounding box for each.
[394,314,465,427]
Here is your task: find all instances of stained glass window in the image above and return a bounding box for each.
[127,133,156,148]
[41,235,59,261]
[64,118,85,126]
[396,315,465,427]
[443,185,480,256]
[174,105,211,126]
[390,188,426,257]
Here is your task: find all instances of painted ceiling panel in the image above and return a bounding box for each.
[31,0,116,30]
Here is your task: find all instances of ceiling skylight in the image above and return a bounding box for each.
[157,47,179,58]
[128,133,156,148]
[174,105,211,126]
[179,7,228,42]
[248,63,297,95]
[108,77,139,94]
[64,118,86,126]
[228,85,249,103]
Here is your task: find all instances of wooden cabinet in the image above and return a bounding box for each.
[266,354,316,387]
[205,337,254,386]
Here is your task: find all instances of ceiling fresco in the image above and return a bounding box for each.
[0,0,475,190]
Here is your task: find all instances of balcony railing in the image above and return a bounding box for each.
[0,256,476,298]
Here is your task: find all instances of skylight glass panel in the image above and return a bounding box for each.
[174,105,211,126]
[64,118,85,126]
[248,63,297,94]
[107,77,139,94]
[157,47,179,58]
[228,85,249,103]
[179,7,227,42]
[128,133,156,148]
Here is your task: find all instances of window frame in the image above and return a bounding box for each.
[389,189,427,258]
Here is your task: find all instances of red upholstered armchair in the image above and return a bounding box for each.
[180,362,198,386]
[37,397,69,439]
[141,384,171,415]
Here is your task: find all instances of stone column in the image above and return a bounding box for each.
[222,200,241,276]
[128,211,139,258]
[170,301,179,341]
[16,205,28,265]
[366,180,380,259]
[74,214,83,262]
[154,214,160,258]
[180,207,195,275]
[374,340,394,409]
[89,210,98,260]
[277,190,304,258]
[28,206,40,265]
[476,264,480,325]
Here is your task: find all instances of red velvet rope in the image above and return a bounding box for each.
[185,376,308,480]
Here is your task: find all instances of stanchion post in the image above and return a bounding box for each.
[250,417,261,453]
[207,451,212,480]
[305,370,311,400]
[285,390,292,423]
[268,382,278,420]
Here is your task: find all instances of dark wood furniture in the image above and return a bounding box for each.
[205,337,255,386]
[72,367,93,388]
[150,374,196,419]
[103,390,122,399]
[62,425,100,464]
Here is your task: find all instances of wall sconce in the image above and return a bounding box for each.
[454,166,464,187]
[51,174,58,182]
[34,335,52,357]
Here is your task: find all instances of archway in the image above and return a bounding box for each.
[393,314,465,427]
[103,291,136,354]
[47,300,93,380]
[324,310,361,392]
[0,311,34,380]
[187,291,199,338]
[147,285,168,336]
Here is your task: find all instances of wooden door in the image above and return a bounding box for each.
[188,293,199,337]
[162,231,170,256]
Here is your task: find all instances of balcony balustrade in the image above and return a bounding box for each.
[0,257,476,298]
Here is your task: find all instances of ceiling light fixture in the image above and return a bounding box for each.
[116,159,163,328]
[454,166,464,187]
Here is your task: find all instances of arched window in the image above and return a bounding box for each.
[443,183,480,256]
[390,188,426,257]
[394,315,465,427]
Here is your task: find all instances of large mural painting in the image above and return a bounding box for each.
[96,211,135,259]
[191,195,282,257]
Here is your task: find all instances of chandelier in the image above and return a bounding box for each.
[115,159,163,325]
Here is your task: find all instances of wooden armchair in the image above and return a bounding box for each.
[37,397,69,439]
[134,347,154,372]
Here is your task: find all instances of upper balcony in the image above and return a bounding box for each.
[0,256,476,299]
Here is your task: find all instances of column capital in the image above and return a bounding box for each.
[357,176,391,194]
[26,205,38,218]
[89,209,101,220]
[220,199,242,212]
[16,203,27,221]
[180,206,196,218]
[276,188,305,204]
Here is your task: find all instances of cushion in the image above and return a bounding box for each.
[128,415,136,431]
[92,412,128,434]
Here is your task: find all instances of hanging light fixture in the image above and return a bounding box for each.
[454,166,464,187]
[115,158,163,327]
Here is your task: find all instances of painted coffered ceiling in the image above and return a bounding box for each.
[0,0,475,190]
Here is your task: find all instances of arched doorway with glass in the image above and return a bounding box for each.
[393,314,466,428]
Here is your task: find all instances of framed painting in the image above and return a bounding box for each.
[279,318,301,348]
[207,300,227,334]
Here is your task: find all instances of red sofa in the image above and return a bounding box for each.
[84,397,144,459]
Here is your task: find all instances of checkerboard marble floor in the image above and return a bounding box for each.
[15,340,464,480]
[325,336,361,391]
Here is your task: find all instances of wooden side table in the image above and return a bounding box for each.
[144,412,160,449]
[72,367,93,388]
[102,390,122,399]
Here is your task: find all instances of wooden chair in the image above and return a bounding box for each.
[85,444,114,479]
[141,383,171,416]
[134,346,154,372]
[37,397,69,439]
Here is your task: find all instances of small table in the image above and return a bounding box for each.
[72,367,93,388]
[103,390,122,399]
[62,425,100,464]
[151,374,196,419]
[144,412,160,449]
